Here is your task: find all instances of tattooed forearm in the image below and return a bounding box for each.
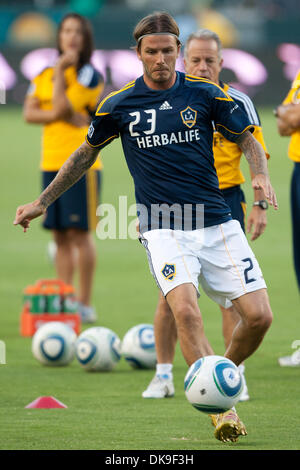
[39,142,99,209]
[236,131,268,176]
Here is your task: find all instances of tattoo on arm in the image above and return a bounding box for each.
[236,131,268,176]
[39,142,99,210]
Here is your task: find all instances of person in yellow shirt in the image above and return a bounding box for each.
[142,29,270,402]
[23,13,104,323]
[276,71,300,366]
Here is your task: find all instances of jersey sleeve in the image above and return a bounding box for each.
[88,82,104,112]
[85,94,120,150]
[77,65,105,112]
[283,89,293,106]
[283,71,300,105]
[69,65,104,115]
[26,74,42,100]
[209,84,254,142]
[223,87,270,159]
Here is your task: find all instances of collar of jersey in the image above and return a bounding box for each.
[219,80,229,93]
[138,71,180,94]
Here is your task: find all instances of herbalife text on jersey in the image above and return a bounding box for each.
[136,128,200,149]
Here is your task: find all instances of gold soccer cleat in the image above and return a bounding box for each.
[210,409,247,443]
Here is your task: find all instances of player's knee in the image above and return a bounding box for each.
[67,228,91,246]
[262,309,273,331]
[172,302,202,330]
[247,307,273,333]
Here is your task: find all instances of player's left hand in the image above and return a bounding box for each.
[247,207,267,241]
[251,174,278,210]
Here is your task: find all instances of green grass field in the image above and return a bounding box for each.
[0,106,299,451]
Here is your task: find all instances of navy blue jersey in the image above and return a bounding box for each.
[86,71,253,231]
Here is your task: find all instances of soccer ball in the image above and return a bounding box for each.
[121,324,156,369]
[32,321,76,366]
[184,355,243,414]
[75,327,121,371]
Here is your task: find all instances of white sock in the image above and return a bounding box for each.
[156,363,173,377]
[238,364,245,374]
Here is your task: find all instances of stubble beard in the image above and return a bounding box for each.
[144,64,171,84]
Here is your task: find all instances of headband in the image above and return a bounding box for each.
[137,32,181,44]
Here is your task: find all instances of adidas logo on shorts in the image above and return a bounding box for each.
[159,101,173,110]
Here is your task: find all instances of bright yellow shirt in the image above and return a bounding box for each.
[214,83,269,190]
[282,70,300,163]
[28,64,104,171]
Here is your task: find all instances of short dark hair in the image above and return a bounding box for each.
[133,11,180,50]
[57,13,94,69]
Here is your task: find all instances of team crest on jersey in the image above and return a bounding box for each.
[161,263,176,281]
[180,106,197,128]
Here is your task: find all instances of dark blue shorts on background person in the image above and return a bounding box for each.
[42,169,101,231]
[291,162,300,290]
[221,185,246,233]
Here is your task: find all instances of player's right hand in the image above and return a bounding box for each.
[14,201,46,233]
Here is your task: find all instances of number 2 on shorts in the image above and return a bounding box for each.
[242,257,256,284]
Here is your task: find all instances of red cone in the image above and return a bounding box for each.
[25,396,67,409]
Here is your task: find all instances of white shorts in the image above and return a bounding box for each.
[140,220,267,308]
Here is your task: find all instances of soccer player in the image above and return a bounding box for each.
[14,12,277,442]
[142,29,270,403]
[23,13,104,323]
[275,70,300,366]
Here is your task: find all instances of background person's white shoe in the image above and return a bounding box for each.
[78,302,97,324]
[238,365,250,402]
[47,241,57,264]
[142,374,175,398]
[239,376,250,402]
[278,350,300,367]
